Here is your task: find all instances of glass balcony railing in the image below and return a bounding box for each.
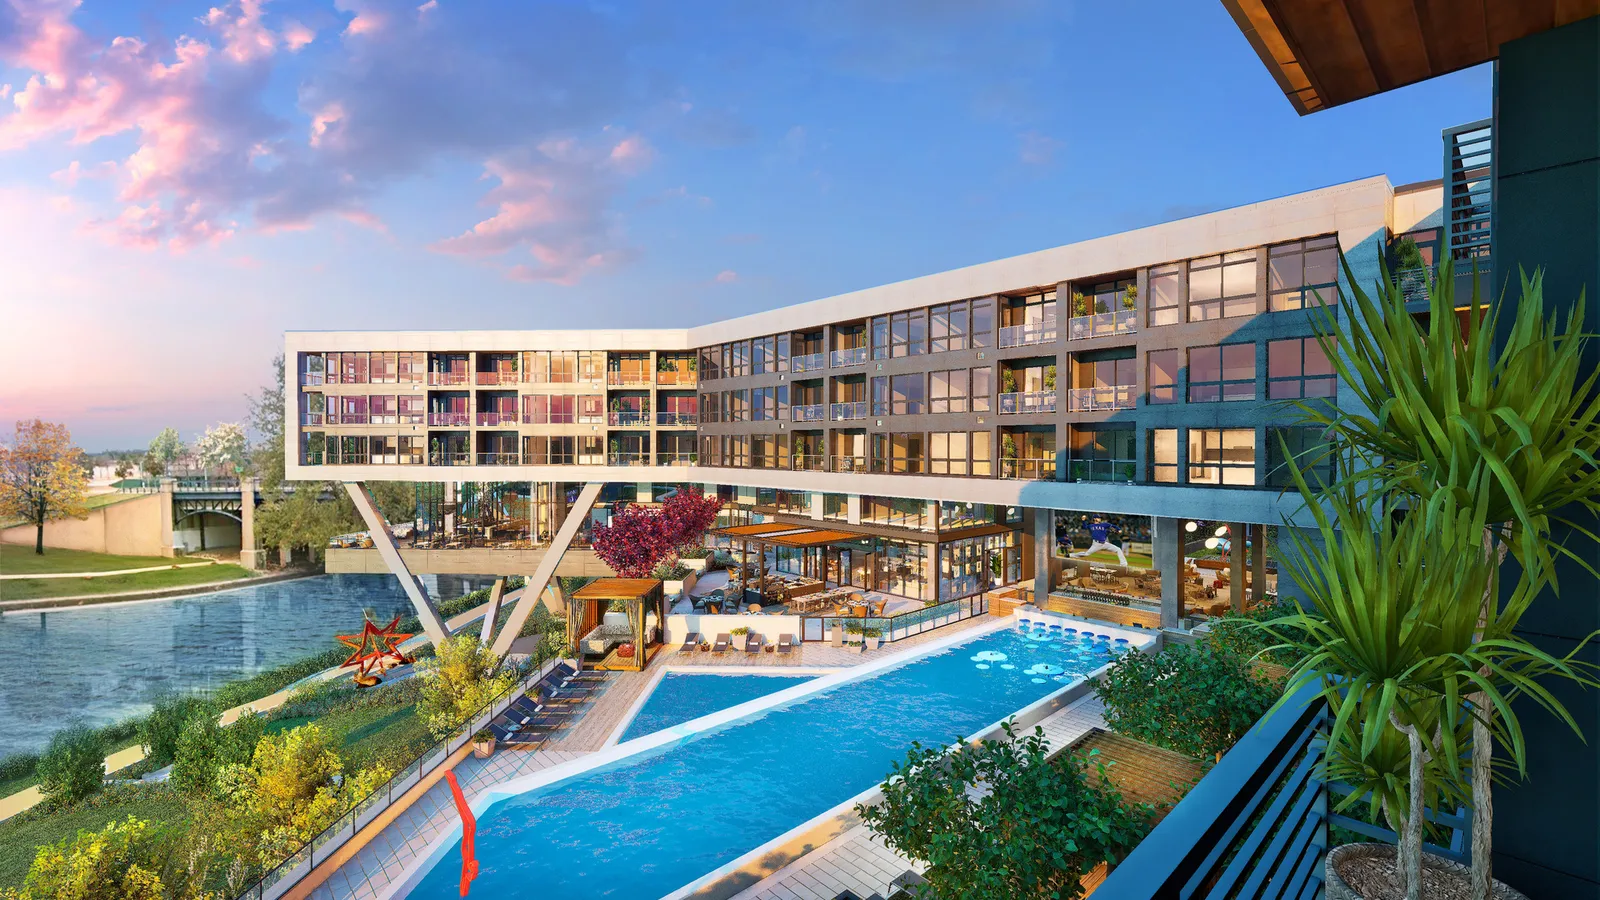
[327,412,368,425]
[997,318,1057,348]
[427,412,470,427]
[655,410,698,426]
[475,372,516,385]
[302,372,325,386]
[830,347,868,367]
[998,391,1057,414]
[831,456,867,473]
[607,452,650,466]
[475,412,516,426]
[830,401,868,421]
[607,410,651,426]
[302,412,324,425]
[656,452,698,465]
[606,372,652,386]
[475,452,520,465]
[429,451,471,466]
[1067,309,1137,340]
[792,454,826,471]
[655,369,698,386]
[791,352,826,374]
[1067,458,1137,483]
[1000,457,1057,480]
[791,403,826,423]
[428,372,469,386]
[1067,385,1136,411]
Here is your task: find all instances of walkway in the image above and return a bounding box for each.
[729,695,1109,900]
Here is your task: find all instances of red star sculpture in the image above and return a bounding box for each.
[336,614,415,685]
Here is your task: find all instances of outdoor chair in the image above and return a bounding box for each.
[713,633,731,653]
[744,634,762,654]
[777,634,796,654]
[679,632,701,652]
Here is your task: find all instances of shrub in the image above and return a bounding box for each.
[36,724,106,806]
[415,635,518,739]
[0,752,39,785]
[0,816,200,900]
[1094,642,1276,761]
[172,713,265,797]
[209,647,350,710]
[858,723,1153,900]
[139,694,217,766]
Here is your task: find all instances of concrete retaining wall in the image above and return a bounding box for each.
[0,494,164,557]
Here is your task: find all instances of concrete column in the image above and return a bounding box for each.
[158,477,176,557]
[345,481,450,647]
[1251,524,1267,605]
[238,477,261,570]
[1229,523,1247,612]
[479,578,506,646]
[1031,508,1052,607]
[1153,517,1183,629]
[846,494,862,526]
[810,492,825,522]
[490,482,605,659]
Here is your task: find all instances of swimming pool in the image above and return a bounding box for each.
[403,618,1142,899]
[617,673,816,743]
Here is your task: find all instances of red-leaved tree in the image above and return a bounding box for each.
[591,489,722,578]
[660,489,722,549]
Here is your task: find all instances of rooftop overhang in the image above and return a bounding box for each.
[1222,0,1599,114]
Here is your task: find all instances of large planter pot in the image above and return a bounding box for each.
[681,558,709,573]
[472,736,496,759]
[1325,843,1530,900]
[664,571,698,598]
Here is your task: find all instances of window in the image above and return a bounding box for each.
[775,334,790,371]
[930,369,969,413]
[863,496,931,530]
[699,392,720,424]
[971,430,993,476]
[577,436,604,465]
[871,316,891,360]
[752,336,775,375]
[930,432,970,475]
[890,310,927,357]
[823,494,848,520]
[1269,235,1339,311]
[1151,429,1178,483]
[701,346,722,381]
[971,298,994,349]
[871,377,889,416]
[369,395,397,424]
[1148,349,1179,404]
[930,302,969,353]
[724,389,749,422]
[1267,427,1336,487]
[397,395,425,424]
[889,374,924,415]
[578,394,604,424]
[1188,343,1256,402]
[1187,250,1258,320]
[1148,263,1181,326]
[971,367,992,412]
[522,394,577,424]
[399,436,424,466]
[370,352,398,383]
[892,433,924,473]
[1068,426,1136,482]
[369,435,397,464]
[1188,429,1256,485]
[751,434,788,469]
[1268,338,1336,399]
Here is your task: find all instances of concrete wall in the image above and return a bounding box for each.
[665,613,802,645]
[324,546,612,577]
[0,494,165,557]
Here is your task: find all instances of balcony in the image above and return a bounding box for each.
[830,401,868,421]
[475,371,516,386]
[997,317,1057,348]
[791,403,826,423]
[427,412,470,427]
[1067,309,1137,340]
[302,372,325,386]
[791,352,826,374]
[831,456,867,473]
[655,411,698,426]
[1000,457,1057,480]
[607,410,651,427]
[606,372,652,387]
[1067,385,1136,411]
[655,370,698,387]
[656,452,697,465]
[1066,458,1137,482]
[606,452,651,466]
[429,451,471,466]
[475,452,520,465]
[428,372,469,386]
[475,412,516,427]
[998,391,1057,414]
[302,412,324,426]
[327,412,368,425]
[830,346,868,368]
[792,454,826,472]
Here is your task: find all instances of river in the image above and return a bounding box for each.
[0,574,491,759]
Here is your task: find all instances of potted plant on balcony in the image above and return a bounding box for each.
[471,728,496,759]
[863,627,882,652]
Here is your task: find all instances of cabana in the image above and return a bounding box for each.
[568,578,666,672]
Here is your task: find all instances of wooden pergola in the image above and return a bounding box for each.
[713,523,863,603]
[568,578,665,672]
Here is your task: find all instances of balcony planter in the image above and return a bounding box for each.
[681,557,709,573]
[663,571,698,598]
[471,729,496,759]
[1324,844,1527,900]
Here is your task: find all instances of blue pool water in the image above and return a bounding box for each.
[0,574,490,757]
[619,674,816,743]
[410,621,1130,899]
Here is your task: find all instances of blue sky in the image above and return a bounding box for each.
[0,0,1491,450]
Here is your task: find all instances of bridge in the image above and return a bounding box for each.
[116,477,329,570]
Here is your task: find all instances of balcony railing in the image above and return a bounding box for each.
[1067,385,1136,411]
[607,452,650,466]
[428,372,469,386]
[327,413,368,425]
[656,452,698,466]
[791,352,826,374]
[475,452,519,465]
[606,372,652,386]
[475,412,516,426]
[792,454,826,472]
[607,410,650,426]
[830,346,868,367]
[429,451,471,466]
[656,411,698,426]
[655,370,698,386]
[302,372,325,386]
[830,401,868,421]
[791,403,826,423]
[1067,309,1137,340]
[1066,458,1137,483]
[302,412,324,426]
[399,413,425,425]
[831,456,867,473]
[475,371,516,385]
[1000,457,1057,480]
[427,412,470,427]
[998,390,1057,414]
[997,317,1057,348]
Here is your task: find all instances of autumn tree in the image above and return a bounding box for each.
[0,419,90,555]
[591,490,722,577]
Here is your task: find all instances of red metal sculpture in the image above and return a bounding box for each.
[335,614,414,687]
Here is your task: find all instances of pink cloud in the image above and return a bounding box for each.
[282,20,316,52]
[202,0,277,64]
[51,158,116,185]
[714,269,738,283]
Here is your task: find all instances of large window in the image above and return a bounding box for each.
[1188,343,1256,402]
[871,316,891,360]
[929,432,969,475]
[871,433,925,473]
[1148,349,1179,404]
[522,394,577,424]
[1068,426,1136,482]
[751,385,788,421]
[1268,338,1336,399]
[971,298,994,349]
[1151,429,1178,483]
[871,376,889,416]
[1188,428,1256,485]
[890,374,925,415]
[699,392,721,424]
[930,302,969,353]
[971,366,992,412]
[751,434,788,469]
[1187,250,1258,320]
[1268,235,1339,311]
[1267,427,1336,487]
[890,310,928,357]
[724,389,749,422]
[930,369,969,413]
[1148,263,1181,326]
[863,497,931,530]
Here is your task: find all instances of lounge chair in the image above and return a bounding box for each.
[777,634,796,655]
[679,631,701,652]
[744,633,762,654]
[713,633,731,653]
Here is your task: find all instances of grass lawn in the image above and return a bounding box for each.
[269,702,434,775]
[0,562,254,602]
[0,544,212,575]
[0,494,141,531]
[0,771,38,798]
[0,789,189,889]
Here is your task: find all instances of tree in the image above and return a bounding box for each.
[172,713,264,797]
[148,427,185,475]
[592,490,722,578]
[139,694,217,766]
[248,355,287,492]
[858,724,1154,900]
[36,723,106,806]
[415,634,519,739]
[0,420,90,556]
[253,487,348,563]
[1094,641,1277,762]
[659,488,722,551]
[113,460,132,479]
[197,423,249,477]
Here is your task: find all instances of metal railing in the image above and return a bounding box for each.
[428,452,471,466]
[831,456,867,473]
[607,452,650,466]
[1067,385,1136,411]
[656,411,698,426]
[655,370,697,386]
[426,412,469,427]
[301,372,325,386]
[606,372,652,386]
[1067,458,1137,483]
[831,346,868,367]
[427,372,468,386]
[475,412,516,427]
[999,391,1056,414]
[326,413,368,425]
[232,659,564,900]
[607,410,651,426]
[1000,457,1057,480]
[830,401,868,421]
[792,454,826,471]
[997,318,1057,348]
[791,403,826,422]
[791,352,826,374]
[1067,309,1137,340]
[475,452,519,465]
[301,413,324,426]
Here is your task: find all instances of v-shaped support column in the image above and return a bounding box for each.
[344,482,450,647]
[479,578,506,646]
[490,482,604,659]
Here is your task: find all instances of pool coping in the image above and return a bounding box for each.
[604,665,843,748]
[381,610,1156,900]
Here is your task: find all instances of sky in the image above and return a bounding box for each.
[0,0,1492,452]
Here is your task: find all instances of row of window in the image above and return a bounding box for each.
[303,351,703,386]
[1148,337,1334,404]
